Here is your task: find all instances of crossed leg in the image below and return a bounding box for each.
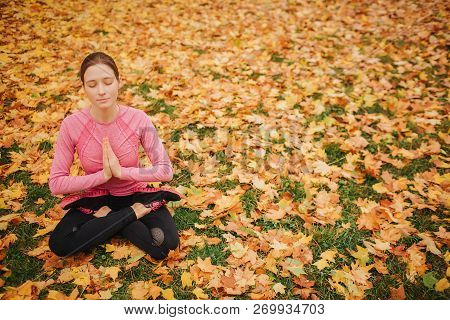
[50,198,180,260]
[93,205,165,246]
[48,205,138,258]
[118,205,180,260]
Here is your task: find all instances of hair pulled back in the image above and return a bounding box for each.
[79,52,120,86]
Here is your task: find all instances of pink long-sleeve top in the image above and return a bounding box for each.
[48,104,174,200]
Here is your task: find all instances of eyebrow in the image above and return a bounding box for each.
[86,77,113,83]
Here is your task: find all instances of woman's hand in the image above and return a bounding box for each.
[102,137,113,180]
[104,137,122,179]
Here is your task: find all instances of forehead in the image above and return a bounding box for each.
[84,64,115,82]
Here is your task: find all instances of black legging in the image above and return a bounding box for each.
[48,193,180,260]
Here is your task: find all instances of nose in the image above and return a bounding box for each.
[97,82,106,95]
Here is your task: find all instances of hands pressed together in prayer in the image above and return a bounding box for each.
[96,137,154,219]
[102,136,122,180]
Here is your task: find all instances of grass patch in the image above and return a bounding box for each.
[168,268,196,299]
[0,142,22,165]
[110,260,159,300]
[144,98,177,119]
[324,143,347,166]
[212,179,239,192]
[22,184,60,216]
[173,207,202,230]
[408,207,446,233]
[365,273,399,299]
[1,223,44,288]
[304,104,346,127]
[338,177,386,204]
[90,246,123,269]
[172,122,217,141]
[38,282,78,299]
[254,215,307,234]
[310,225,371,259]
[240,188,263,216]
[382,156,434,180]
[186,241,229,266]
[278,177,306,203]
[169,168,193,188]
[355,102,395,118]
[3,170,59,216]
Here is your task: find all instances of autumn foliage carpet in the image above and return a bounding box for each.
[0,0,448,300]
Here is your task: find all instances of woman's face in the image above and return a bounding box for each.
[83,63,121,110]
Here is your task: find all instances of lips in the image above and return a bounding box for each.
[97,98,109,102]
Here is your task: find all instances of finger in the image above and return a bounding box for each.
[103,139,109,160]
[106,138,113,152]
[107,141,115,158]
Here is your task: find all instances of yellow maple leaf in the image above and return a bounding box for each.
[181,271,193,288]
[103,266,121,281]
[196,257,215,273]
[321,249,338,262]
[273,283,286,295]
[418,233,442,256]
[130,286,148,300]
[349,245,370,266]
[162,288,175,300]
[73,271,90,287]
[435,278,449,292]
[34,222,57,237]
[372,182,389,194]
[229,242,248,259]
[192,287,208,299]
[47,288,79,300]
[106,244,133,260]
[313,259,329,270]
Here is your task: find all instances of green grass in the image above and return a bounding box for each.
[254,215,307,234]
[173,207,202,230]
[90,245,123,268]
[338,176,387,202]
[110,259,159,300]
[169,168,193,188]
[382,156,435,180]
[186,242,229,266]
[240,188,263,216]
[38,282,78,299]
[324,143,347,166]
[408,207,447,233]
[213,179,239,192]
[0,142,22,165]
[278,177,306,203]
[304,104,346,127]
[2,223,45,288]
[168,268,196,299]
[2,170,60,216]
[355,102,395,118]
[310,225,371,259]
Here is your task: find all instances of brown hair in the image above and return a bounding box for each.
[79,52,120,86]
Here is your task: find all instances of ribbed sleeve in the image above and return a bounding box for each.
[48,118,109,195]
[120,112,173,183]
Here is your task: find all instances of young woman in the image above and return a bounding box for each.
[48,52,183,260]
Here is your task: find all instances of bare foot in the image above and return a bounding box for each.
[130,202,154,219]
[93,206,112,218]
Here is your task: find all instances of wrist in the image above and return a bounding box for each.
[103,168,111,180]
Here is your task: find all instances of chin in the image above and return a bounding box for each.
[96,101,113,108]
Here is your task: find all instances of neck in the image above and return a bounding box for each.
[90,103,119,123]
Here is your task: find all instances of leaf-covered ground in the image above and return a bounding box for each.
[0,0,449,300]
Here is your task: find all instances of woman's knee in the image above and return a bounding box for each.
[164,231,180,250]
[48,232,70,257]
